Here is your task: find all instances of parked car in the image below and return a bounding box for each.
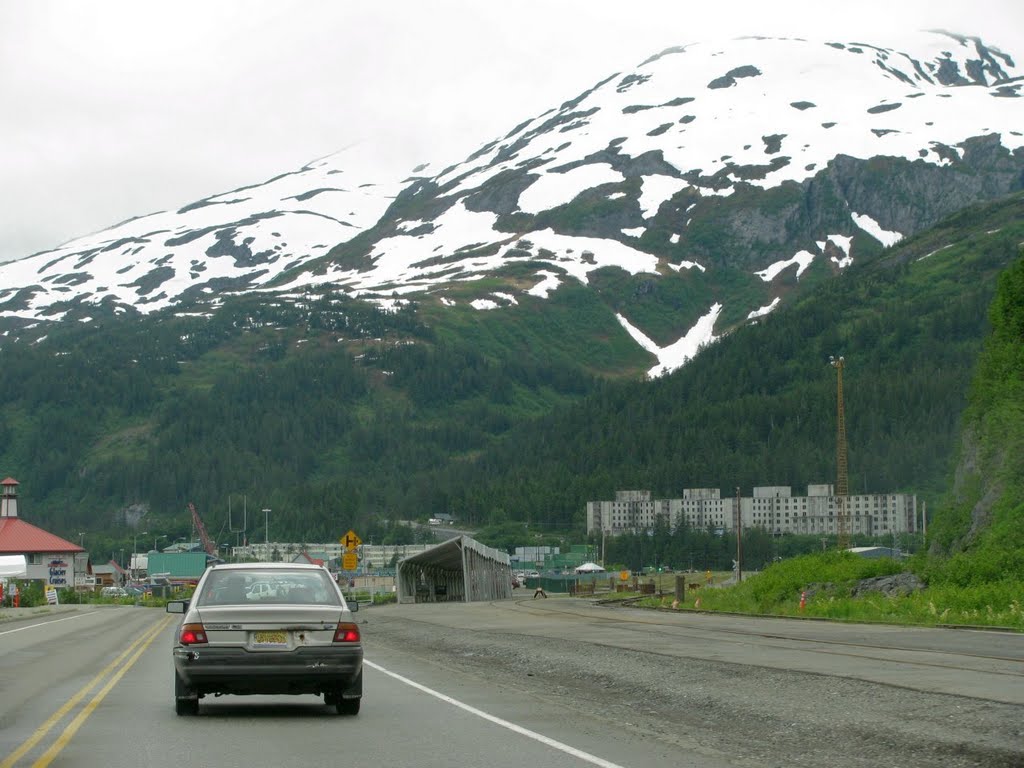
[166,562,363,716]
[101,586,128,598]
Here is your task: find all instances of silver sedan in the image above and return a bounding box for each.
[166,562,363,716]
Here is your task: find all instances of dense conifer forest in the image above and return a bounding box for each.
[0,193,1021,566]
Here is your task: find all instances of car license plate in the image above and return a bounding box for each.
[253,630,288,646]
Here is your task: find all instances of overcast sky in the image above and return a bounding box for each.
[1,0,1021,263]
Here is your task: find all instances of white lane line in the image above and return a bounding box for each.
[364,659,626,768]
[0,611,98,636]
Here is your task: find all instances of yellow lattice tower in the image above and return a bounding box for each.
[830,356,849,549]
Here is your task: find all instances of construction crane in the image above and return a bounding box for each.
[830,356,850,550]
[188,502,218,557]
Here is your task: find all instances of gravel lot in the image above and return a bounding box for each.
[363,604,1024,768]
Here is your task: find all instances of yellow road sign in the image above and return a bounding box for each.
[340,530,362,551]
[342,552,359,571]
[619,570,630,581]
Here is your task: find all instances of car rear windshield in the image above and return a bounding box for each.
[196,569,343,607]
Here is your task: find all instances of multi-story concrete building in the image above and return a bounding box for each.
[587,485,918,537]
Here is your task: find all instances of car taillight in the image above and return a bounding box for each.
[333,622,360,643]
[180,623,208,645]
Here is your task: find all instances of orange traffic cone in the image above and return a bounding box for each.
[694,596,701,609]
[799,591,806,611]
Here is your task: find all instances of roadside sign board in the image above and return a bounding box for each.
[340,530,362,551]
[619,570,630,581]
[342,552,359,571]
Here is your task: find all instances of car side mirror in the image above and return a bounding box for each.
[348,600,358,613]
[166,600,188,614]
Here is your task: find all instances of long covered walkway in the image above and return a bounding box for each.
[396,535,512,604]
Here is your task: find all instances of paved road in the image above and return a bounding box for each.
[0,604,689,768]
[1,601,1020,767]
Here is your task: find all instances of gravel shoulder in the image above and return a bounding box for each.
[362,601,1023,768]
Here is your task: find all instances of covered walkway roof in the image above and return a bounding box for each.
[396,535,512,604]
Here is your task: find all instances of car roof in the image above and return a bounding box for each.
[207,562,327,572]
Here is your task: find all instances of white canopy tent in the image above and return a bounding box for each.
[574,562,606,573]
[0,554,27,578]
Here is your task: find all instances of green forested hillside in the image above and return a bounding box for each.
[0,193,1022,561]
[922,253,1024,585]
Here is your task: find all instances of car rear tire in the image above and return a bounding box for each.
[175,697,199,716]
[335,698,360,716]
[174,671,199,716]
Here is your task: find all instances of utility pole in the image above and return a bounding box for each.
[132,531,148,582]
[830,355,850,550]
[735,486,743,583]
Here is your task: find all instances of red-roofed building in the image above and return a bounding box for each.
[0,478,87,588]
[292,551,325,567]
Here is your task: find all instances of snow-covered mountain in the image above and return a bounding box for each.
[2,31,1021,374]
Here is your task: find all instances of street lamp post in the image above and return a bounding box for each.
[263,508,271,557]
[154,534,167,552]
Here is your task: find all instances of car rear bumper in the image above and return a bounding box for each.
[174,645,363,697]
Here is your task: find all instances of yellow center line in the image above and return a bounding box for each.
[31,615,173,768]
[0,615,172,768]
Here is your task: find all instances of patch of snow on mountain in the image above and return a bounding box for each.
[747,297,780,320]
[517,163,625,214]
[670,234,681,244]
[471,299,499,310]
[527,271,562,298]
[755,250,816,281]
[918,243,954,261]
[817,233,854,267]
[639,174,688,219]
[617,301,722,378]
[510,230,660,285]
[852,212,903,246]
[397,219,429,233]
[668,260,706,272]
[354,201,504,290]
[622,227,645,237]
[371,298,410,312]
